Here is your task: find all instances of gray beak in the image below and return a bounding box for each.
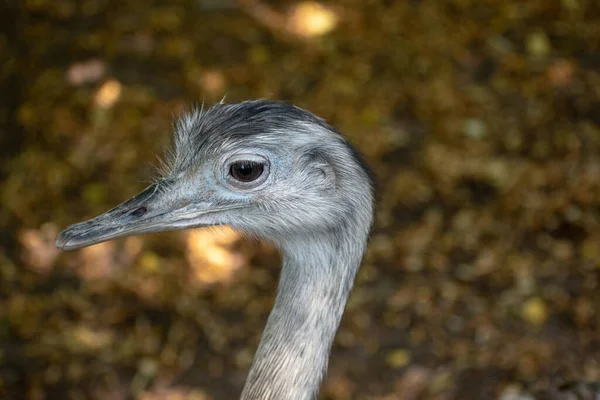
[55,182,206,251]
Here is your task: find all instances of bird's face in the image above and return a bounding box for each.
[56,121,354,251]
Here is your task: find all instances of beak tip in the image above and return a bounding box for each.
[55,230,73,251]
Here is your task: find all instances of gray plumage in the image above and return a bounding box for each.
[55,100,375,399]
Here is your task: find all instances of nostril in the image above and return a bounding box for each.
[130,207,147,218]
[121,206,148,223]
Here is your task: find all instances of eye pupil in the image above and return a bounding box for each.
[230,161,264,183]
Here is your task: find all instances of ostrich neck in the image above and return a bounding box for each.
[240,230,367,400]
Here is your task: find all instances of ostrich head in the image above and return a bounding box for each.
[56,100,375,400]
[56,100,374,251]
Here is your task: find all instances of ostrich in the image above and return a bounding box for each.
[55,100,375,400]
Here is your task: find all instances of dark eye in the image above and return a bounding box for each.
[229,161,265,183]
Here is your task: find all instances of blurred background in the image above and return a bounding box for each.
[1,0,600,399]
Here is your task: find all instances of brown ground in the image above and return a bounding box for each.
[1,0,600,399]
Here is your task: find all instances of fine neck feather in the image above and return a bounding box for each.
[240,225,368,400]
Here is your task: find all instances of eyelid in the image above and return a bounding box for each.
[227,153,269,164]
